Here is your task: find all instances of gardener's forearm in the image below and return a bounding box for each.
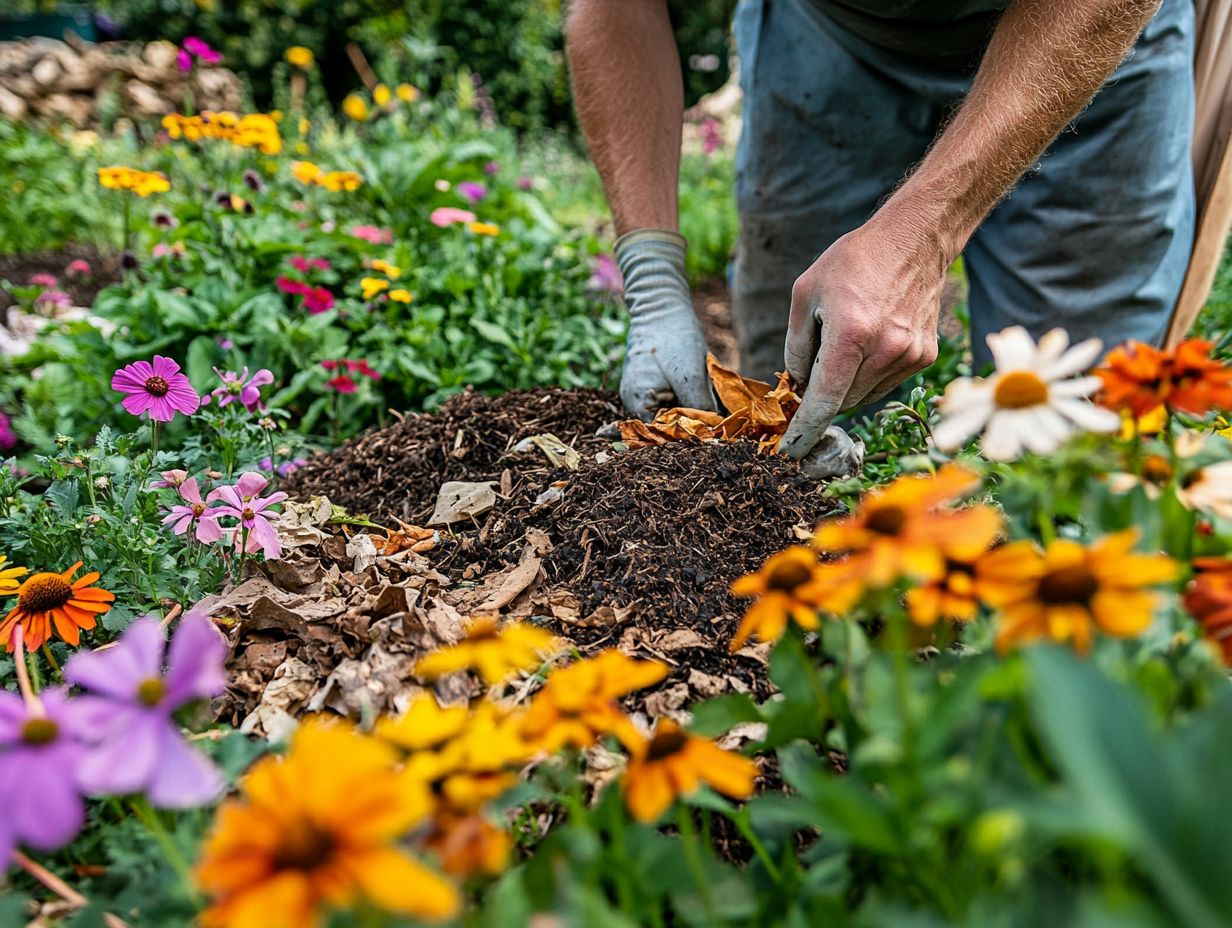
[565,0,682,234]
[876,0,1162,266]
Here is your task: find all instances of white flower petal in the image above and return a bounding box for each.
[1050,375,1103,398]
[1019,406,1072,455]
[987,326,1037,373]
[939,378,995,415]
[932,403,994,451]
[1040,337,1103,381]
[1052,396,1121,433]
[981,410,1025,461]
[1034,328,1072,369]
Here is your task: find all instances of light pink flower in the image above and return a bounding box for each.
[207,367,273,412]
[207,472,287,559]
[348,224,393,244]
[430,207,477,228]
[151,469,189,489]
[29,273,58,287]
[34,290,71,309]
[65,260,91,276]
[290,256,330,273]
[161,477,223,543]
[111,356,200,422]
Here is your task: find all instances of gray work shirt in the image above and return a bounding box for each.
[804,0,1012,65]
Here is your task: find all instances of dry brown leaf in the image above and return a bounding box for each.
[376,519,439,556]
[687,668,730,698]
[429,480,498,525]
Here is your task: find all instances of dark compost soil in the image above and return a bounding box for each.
[0,245,122,313]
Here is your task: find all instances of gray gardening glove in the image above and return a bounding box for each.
[799,425,865,480]
[616,229,716,420]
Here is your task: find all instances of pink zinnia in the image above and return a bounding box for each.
[430,207,477,228]
[207,472,287,560]
[348,225,393,244]
[65,260,91,276]
[326,374,357,394]
[111,356,200,422]
[161,477,223,543]
[301,286,335,314]
[29,273,57,287]
[457,181,487,204]
[0,413,15,452]
[276,275,310,296]
[290,256,330,273]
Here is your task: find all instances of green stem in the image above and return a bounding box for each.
[677,805,715,921]
[130,797,199,904]
[40,643,61,680]
[26,651,43,695]
[151,420,161,456]
[237,524,249,583]
[884,604,916,767]
[732,810,782,884]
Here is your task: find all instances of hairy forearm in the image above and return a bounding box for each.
[881,0,1162,266]
[565,0,682,234]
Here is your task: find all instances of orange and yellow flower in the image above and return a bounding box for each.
[976,530,1176,654]
[97,166,170,197]
[342,94,369,122]
[359,277,390,300]
[468,221,500,236]
[1097,338,1232,419]
[621,718,758,822]
[729,546,859,650]
[415,616,560,686]
[0,562,113,652]
[902,507,1004,626]
[1183,557,1232,665]
[368,259,401,279]
[0,554,28,597]
[397,83,419,103]
[389,288,414,304]
[373,84,392,107]
[291,160,323,185]
[423,810,510,879]
[196,718,459,928]
[521,650,667,752]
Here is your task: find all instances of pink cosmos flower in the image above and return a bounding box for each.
[34,290,71,309]
[0,413,15,452]
[206,367,274,412]
[457,181,487,204]
[0,687,95,868]
[302,286,335,314]
[29,273,58,287]
[162,476,223,543]
[430,207,477,228]
[588,253,624,294]
[207,472,288,560]
[177,36,221,71]
[326,374,357,394]
[64,615,226,808]
[65,260,91,276]
[150,468,189,489]
[290,256,330,273]
[111,356,201,422]
[348,224,394,244]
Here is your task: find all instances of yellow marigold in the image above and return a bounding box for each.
[521,650,667,752]
[389,289,414,304]
[291,160,323,185]
[415,616,560,685]
[196,718,459,928]
[285,46,314,69]
[369,259,401,279]
[373,84,391,107]
[342,94,368,122]
[468,221,500,236]
[360,277,390,300]
[977,529,1176,654]
[319,170,363,192]
[0,555,29,597]
[232,113,282,155]
[622,718,758,822]
[397,83,419,102]
[1,562,113,653]
[97,166,169,197]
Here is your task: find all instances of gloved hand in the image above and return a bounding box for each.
[616,229,716,420]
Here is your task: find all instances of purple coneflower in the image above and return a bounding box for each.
[111,356,201,422]
[65,614,226,807]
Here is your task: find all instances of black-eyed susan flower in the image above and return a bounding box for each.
[621,718,758,822]
[977,529,1176,654]
[0,562,114,652]
[415,617,560,686]
[902,505,1004,626]
[729,546,859,650]
[196,718,458,928]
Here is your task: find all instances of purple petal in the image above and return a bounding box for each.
[65,618,164,699]
[0,818,14,874]
[163,511,193,535]
[3,745,86,849]
[164,614,227,706]
[206,485,243,509]
[0,692,27,745]
[235,472,269,498]
[249,369,274,388]
[121,392,155,416]
[145,725,224,808]
[77,708,162,796]
[179,477,204,505]
[195,516,224,543]
[145,398,177,422]
[151,356,182,379]
[111,360,153,389]
[249,517,282,559]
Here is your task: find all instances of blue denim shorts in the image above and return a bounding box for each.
[730,0,1196,377]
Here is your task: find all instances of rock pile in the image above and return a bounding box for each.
[0,37,240,127]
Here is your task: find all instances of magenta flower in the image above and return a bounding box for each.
[276,275,309,296]
[348,224,393,244]
[207,367,273,412]
[700,117,724,156]
[290,256,330,273]
[516,176,534,191]
[0,413,15,452]
[178,36,221,72]
[34,289,71,309]
[326,373,357,394]
[483,161,500,176]
[65,615,226,808]
[588,253,624,295]
[207,472,288,560]
[111,356,201,422]
[430,207,477,228]
[29,273,58,287]
[0,687,94,868]
[150,468,190,489]
[161,477,223,543]
[457,181,487,204]
[65,259,91,276]
[301,286,335,314]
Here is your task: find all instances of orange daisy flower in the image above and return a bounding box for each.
[903,505,1004,626]
[0,562,114,652]
[729,546,862,650]
[1183,557,1232,665]
[414,616,560,686]
[1096,338,1232,419]
[811,464,985,587]
[976,530,1176,654]
[621,718,758,822]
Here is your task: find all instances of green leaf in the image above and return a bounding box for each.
[689,692,763,737]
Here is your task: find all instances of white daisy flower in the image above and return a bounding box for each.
[1178,459,1232,519]
[932,326,1120,460]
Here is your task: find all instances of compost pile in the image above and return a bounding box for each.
[208,387,839,735]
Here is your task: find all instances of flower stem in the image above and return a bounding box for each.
[676,805,715,921]
[237,524,249,583]
[732,810,782,884]
[130,797,200,904]
[13,625,43,709]
[151,420,161,456]
[40,643,62,679]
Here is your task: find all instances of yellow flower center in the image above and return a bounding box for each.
[766,559,813,592]
[993,371,1049,409]
[864,504,907,537]
[1036,564,1099,605]
[645,727,688,761]
[242,507,255,521]
[137,678,166,707]
[18,573,73,613]
[144,375,170,397]
[272,818,336,872]
[21,717,59,745]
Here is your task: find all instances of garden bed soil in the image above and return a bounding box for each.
[0,245,122,312]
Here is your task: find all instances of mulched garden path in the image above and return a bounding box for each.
[0,245,122,312]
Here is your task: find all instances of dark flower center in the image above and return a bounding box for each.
[242,507,255,521]
[18,574,73,612]
[865,504,907,536]
[272,818,336,872]
[137,678,166,707]
[1142,454,1173,485]
[144,376,170,397]
[1037,565,1100,605]
[645,728,688,761]
[191,502,206,517]
[21,717,59,745]
[766,560,813,592]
